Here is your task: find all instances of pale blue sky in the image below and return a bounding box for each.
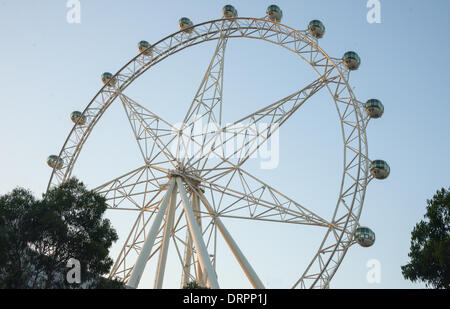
[1,0,449,289]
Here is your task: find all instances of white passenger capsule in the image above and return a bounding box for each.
[355,227,376,248]
[138,40,152,56]
[308,20,325,39]
[179,17,194,33]
[70,111,86,125]
[266,5,283,22]
[47,155,64,170]
[101,72,116,87]
[222,5,238,19]
[370,160,390,180]
[343,51,361,71]
[365,99,384,119]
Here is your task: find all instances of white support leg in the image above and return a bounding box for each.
[196,190,266,289]
[191,192,206,286]
[127,179,176,288]
[154,181,178,289]
[180,229,193,288]
[180,193,201,287]
[176,177,220,289]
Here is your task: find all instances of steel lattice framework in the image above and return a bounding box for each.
[47,16,379,289]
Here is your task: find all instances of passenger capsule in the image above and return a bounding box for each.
[179,17,194,33]
[47,155,64,170]
[355,227,376,248]
[365,99,384,119]
[343,51,361,71]
[308,20,325,39]
[101,72,116,87]
[266,5,283,22]
[70,111,86,125]
[370,160,390,180]
[138,40,152,56]
[222,5,238,19]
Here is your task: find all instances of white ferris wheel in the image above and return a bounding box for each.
[47,5,390,289]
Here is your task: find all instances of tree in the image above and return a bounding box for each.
[401,187,450,289]
[0,178,124,289]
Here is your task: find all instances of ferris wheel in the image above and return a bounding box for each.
[47,5,390,289]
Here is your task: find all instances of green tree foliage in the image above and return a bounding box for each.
[0,178,124,289]
[401,187,450,289]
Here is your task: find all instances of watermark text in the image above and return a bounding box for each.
[66,0,81,24]
[367,0,382,24]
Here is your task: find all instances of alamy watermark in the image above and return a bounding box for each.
[366,259,381,284]
[66,0,81,24]
[66,1,380,25]
[66,258,81,284]
[367,0,382,24]
[170,120,280,170]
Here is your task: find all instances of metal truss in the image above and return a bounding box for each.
[48,16,374,289]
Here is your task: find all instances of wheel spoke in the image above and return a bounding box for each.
[94,165,169,211]
[182,35,227,127]
[119,93,179,168]
[185,166,337,229]
[179,34,228,171]
[186,70,340,175]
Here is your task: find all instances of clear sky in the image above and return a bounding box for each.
[1,0,450,289]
